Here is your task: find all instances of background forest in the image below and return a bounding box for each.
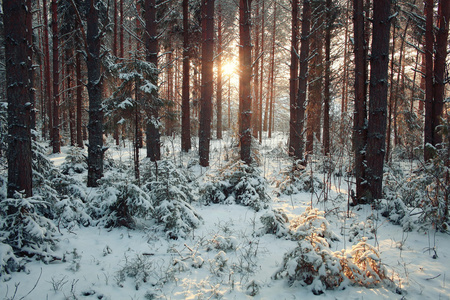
[0,0,449,299]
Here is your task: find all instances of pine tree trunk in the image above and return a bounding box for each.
[252,1,260,140]
[145,0,161,161]
[432,0,450,149]
[352,0,368,203]
[67,48,76,146]
[43,0,53,141]
[258,0,265,142]
[199,0,215,167]
[5,0,33,198]
[366,0,391,201]
[181,0,191,151]
[239,0,252,165]
[293,0,311,162]
[76,50,84,148]
[216,3,223,140]
[87,0,104,187]
[323,0,332,155]
[424,0,434,161]
[27,0,35,134]
[52,0,61,153]
[289,0,299,156]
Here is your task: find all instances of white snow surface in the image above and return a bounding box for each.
[1,133,449,300]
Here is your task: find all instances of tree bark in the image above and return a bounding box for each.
[289,0,299,156]
[323,0,332,155]
[424,0,434,161]
[293,0,311,162]
[76,50,84,148]
[199,0,215,167]
[43,0,53,140]
[366,0,392,201]
[432,0,450,150]
[145,0,161,161]
[87,0,104,187]
[239,0,252,165]
[216,3,223,140]
[352,0,369,203]
[181,0,192,151]
[5,0,33,198]
[52,0,61,153]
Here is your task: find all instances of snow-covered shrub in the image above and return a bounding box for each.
[275,167,323,195]
[54,196,91,229]
[273,235,344,294]
[379,198,413,231]
[88,179,153,228]
[60,147,87,175]
[0,193,58,262]
[201,161,270,212]
[275,216,388,294]
[205,235,238,252]
[145,160,202,239]
[347,219,376,243]
[289,207,340,244]
[0,242,21,279]
[258,208,289,238]
[339,239,387,287]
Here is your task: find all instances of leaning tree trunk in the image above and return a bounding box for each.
[199,0,215,167]
[366,0,392,201]
[86,0,104,187]
[4,0,33,198]
[239,0,252,165]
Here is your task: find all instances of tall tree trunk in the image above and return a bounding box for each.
[252,1,260,140]
[217,3,223,140]
[67,48,76,146]
[424,0,434,161]
[289,0,299,157]
[120,0,124,58]
[323,0,332,155]
[87,0,104,187]
[306,0,323,156]
[386,22,396,163]
[264,1,276,135]
[366,0,392,201]
[43,0,53,140]
[145,0,161,161]
[52,0,61,153]
[27,0,35,134]
[181,0,192,151]
[199,0,215,167]
[258,0,265,142]
[113,0,120,145]
[293,0,311,161]
[352,0,368,203]
[76,50,84,148]
[5,0,33,197]
[239,0,252,164]
[432,0,450,150]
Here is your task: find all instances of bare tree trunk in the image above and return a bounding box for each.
[323,0,332,155]
[5,0,33,197]
[432,0,450,149]
[386,22,396,163]
[181,0,192,151]
[145,0,161,161]
[43,0,53,140]
[52,0,61,153]
[252,1,260,140]
[293,0,311,162]
[258,0,265,142]
[239,0,252,164]
[217,3,223,140]
[87,0,104,187]
[264,1,276,135]
[76,50,84,148]
[289,0,299,156]
[67,48,76,146]
[424,0,434,161]
[27,0,35,134]
[199,0,215,167]
[366,0,392,201]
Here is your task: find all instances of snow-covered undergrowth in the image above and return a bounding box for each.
[0,134,449,300]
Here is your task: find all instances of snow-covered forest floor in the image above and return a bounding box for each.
[1,132,449,300]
